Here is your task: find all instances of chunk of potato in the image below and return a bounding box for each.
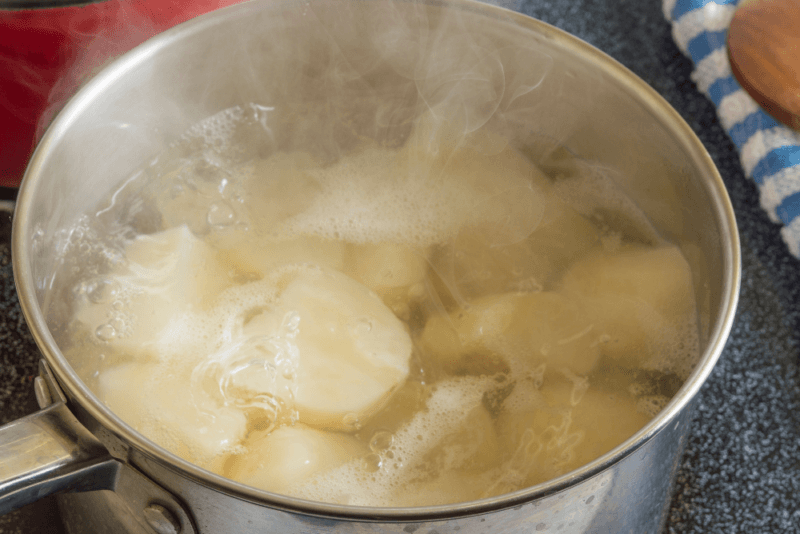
[418,291,601,376]
[203,152,345,278]
[214,234,346,278]
[356,379,430,440]
[156,152,321,235]
[243,152,322,231]
[402,114,586,302]
[288,377,495,506]
[347,242,428,294]
[560,245,697,369]
[496,375,651,486]
[74,225,232,358]
[227,424,364,494]
[345,242,429,317]
[419,404,501,475]
[97,361,247,470]
[439,193,600,301]
[238,268,412,430]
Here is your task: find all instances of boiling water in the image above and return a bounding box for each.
[49,105,700,507]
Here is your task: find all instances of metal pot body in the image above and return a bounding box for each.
[56,406,692,534]
[9,0,740,533]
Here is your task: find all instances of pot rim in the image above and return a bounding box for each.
[12,0,740,521]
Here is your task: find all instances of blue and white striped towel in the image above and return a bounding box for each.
[664,0,800,258]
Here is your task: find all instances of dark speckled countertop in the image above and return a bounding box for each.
[2,0,800,532]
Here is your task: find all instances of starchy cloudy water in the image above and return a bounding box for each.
[48,105,701,507]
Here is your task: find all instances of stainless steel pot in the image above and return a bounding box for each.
[0,0,740,532]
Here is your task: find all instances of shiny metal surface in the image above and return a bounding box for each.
[111,407,691,533]
[103,459,198,534]
[58,466,200,534]
[0,401,116,515]
[0,360,114,515]
[58,409,690,533]
[6,0,740,532]
[142,503,182,534]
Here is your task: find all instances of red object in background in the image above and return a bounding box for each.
[0,0,244,188]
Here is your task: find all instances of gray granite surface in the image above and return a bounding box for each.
[2,0,800,532]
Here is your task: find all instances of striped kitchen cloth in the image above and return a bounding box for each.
[664,0,800,258]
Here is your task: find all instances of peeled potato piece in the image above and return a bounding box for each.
[97,361,247,470]
[228,425,365,494]
[417,294,513,370]
[158,152,321,233]
[399,112,551,195]
[440,193,600,301]
[418,291,601,376]
[526,195,601,284]
[201,152,346,278]
[235,267,412,430]
[243,152,322,231]
[155,151,321,236]
[420,404,500,475]
[214,234,346,278]
[74,225,232,357]
[289,377,495,506]
[347,242,428,294]
[497,375,650,486]
[356,379,430,440]
[344,241,429,321]
[560,244,697,369]
[123,226,231,308]
[401,113,567,304]
[406,122,596,303]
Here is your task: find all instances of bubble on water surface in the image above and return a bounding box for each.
[369,431,394,453]
[363,454,383,472]
[95,324,116,342]
[207,202,236,227]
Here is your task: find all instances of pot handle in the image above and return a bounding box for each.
[0,360,197,534]
[0,399,119,514]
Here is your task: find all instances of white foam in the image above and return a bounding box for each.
[175,107,546,250]
[636,394,670,418]
[280,147,477,247]
[645,312,701,381]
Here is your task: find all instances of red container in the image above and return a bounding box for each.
[0,0,244,188]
